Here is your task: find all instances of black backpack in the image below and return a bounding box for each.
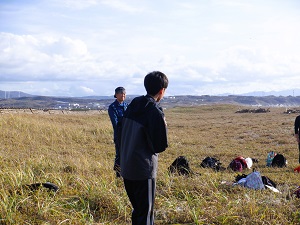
[271,154,287,167]
[168,156,191,175]
[261,176,277,188]
[235,173,248,182]
[200,157,222,171]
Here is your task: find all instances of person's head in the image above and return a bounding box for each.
[144,71,168,102]
[114,87,126,103]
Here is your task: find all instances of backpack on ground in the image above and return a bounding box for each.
[294,165,300,173]
[229,159,243,172]
[266,151,277,167]
[229,156,247,172]
[271,153,287,168]
[168,156,191,175]
[244,171,265,190]
[261,176,277,188]
[200,156,223,171]
[235,173,248,182]
[293,186,300,198]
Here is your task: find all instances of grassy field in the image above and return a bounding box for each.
[1,104,300,224]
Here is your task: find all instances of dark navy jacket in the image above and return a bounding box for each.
[120,95,168,180]
[295,115,300,135]
[108,100,128,142]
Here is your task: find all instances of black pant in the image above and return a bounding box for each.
[114,142,121,177]
[298,143,300,163]
[123,178,156,225]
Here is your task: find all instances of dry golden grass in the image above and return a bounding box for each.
[1,105,300,224]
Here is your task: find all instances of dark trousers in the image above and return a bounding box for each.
[298,143,300,163]
[114,142,121,177]
[123,178,156,225]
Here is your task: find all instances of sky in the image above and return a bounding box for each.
[1,0,300,97]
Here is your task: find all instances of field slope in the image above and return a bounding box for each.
[0,105,300,224]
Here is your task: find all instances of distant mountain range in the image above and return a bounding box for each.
[237,89,300,97]
[218,89,300,97]
[0,90,34,98]
[2,88,300,99]
[1,89,300,109]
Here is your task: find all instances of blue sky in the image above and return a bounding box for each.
[1,0,300,97]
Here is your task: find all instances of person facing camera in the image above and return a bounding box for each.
[108,86,128,177]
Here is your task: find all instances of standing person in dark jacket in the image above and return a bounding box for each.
[108,87,128,177]
[120,71,168,225]
[294,115,300,163]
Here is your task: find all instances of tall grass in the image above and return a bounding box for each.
[0,105,300,224]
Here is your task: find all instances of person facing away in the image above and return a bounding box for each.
[108,86,128,177]
[294,115,300,163]
[119,71,168,225]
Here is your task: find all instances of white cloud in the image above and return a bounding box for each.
[79,86,95,94]
[0,33,93,79]
[41,36,88,58]
[51,0,99,10]
[1,1,300,97]
[100,0,144,13]
[210,23,232,34]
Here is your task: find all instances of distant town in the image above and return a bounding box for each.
[1,90,300,110]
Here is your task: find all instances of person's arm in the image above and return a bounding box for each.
[108,105,118,130]
[295,116,300,143]
[149,111,168,153]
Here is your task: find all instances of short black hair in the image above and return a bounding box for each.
[114,87,125,98]
[144,71,168,96]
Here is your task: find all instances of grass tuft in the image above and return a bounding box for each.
[1,106,300,224]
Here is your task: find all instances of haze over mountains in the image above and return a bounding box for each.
[1,89,300,109]
[1,89,300,99]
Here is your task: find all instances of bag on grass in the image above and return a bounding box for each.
[235,173,248,182]
[200,156,222,171]
[244,171,265,190]
[229,157,247,172]
[25,182,59,192]
[266,151,277,167]
[168,156,191,175]
[293,186,300,198]
[229,159,243,172]
[271,154,287,168]
[261,176,277,188]
[294,165,300,173]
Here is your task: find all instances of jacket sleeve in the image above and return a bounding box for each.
[148,110,168,153]
[295,116,300,134]
[108,105,118,130]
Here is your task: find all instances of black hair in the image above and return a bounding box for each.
[144,71,168,96]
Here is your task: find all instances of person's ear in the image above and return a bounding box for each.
[159,88,165,94]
